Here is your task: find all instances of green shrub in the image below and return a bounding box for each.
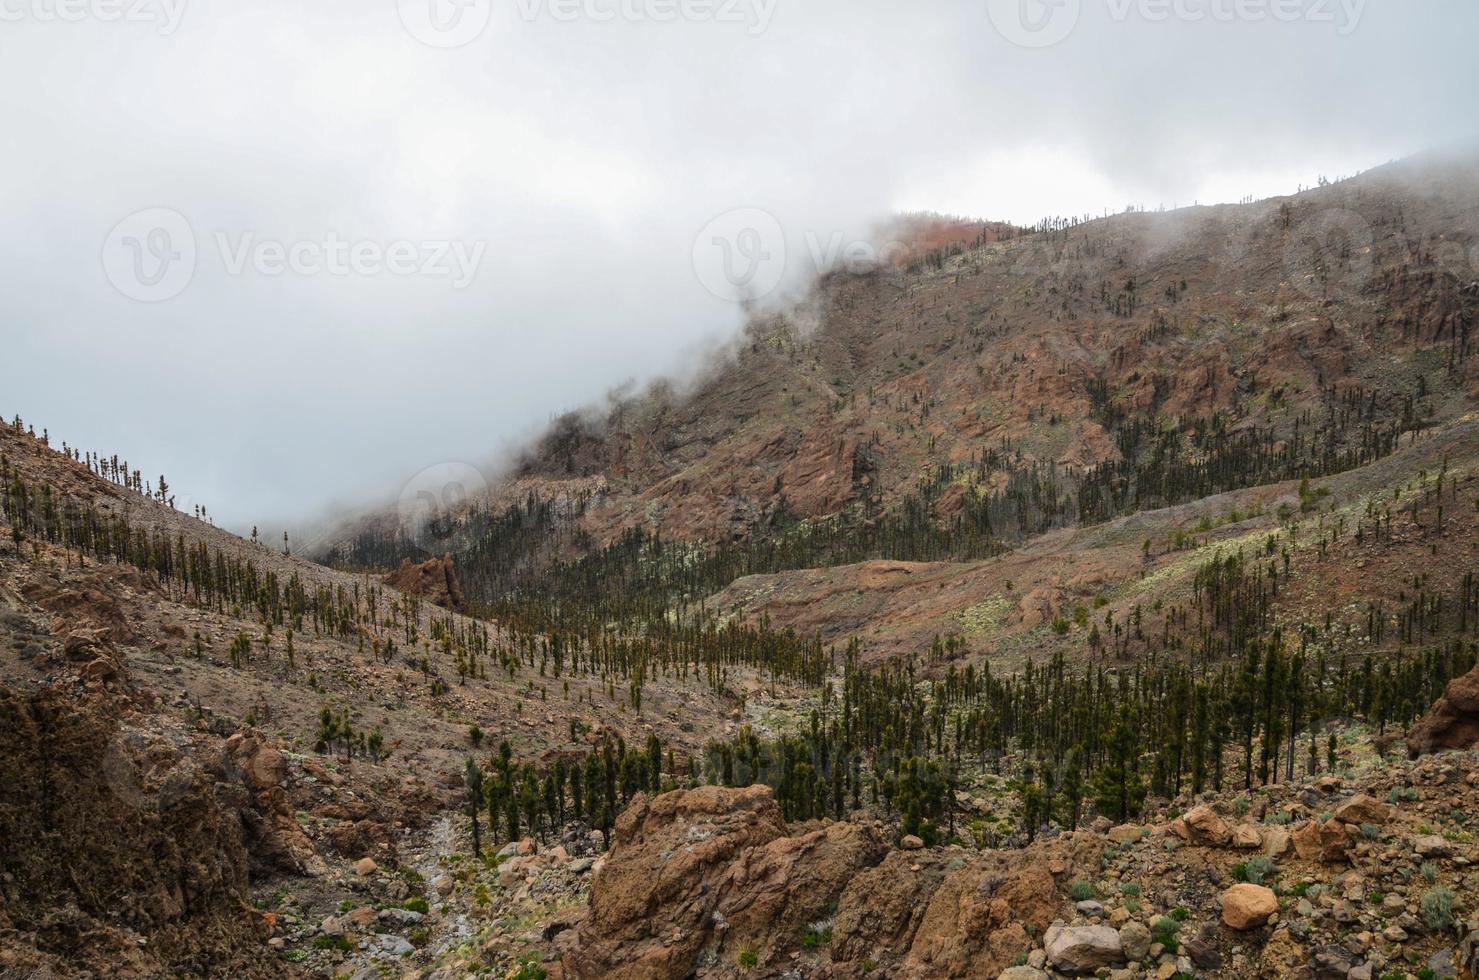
[1234,856,1276,885]
[1421,887,1455,931]
[404,896,429,914]
[1420,861,1438,884]
[1151,915,1180,953]
[313,935,351,952]
[737,948,759,969]
[1120,882,1142,897]
[1070,881,1096,901]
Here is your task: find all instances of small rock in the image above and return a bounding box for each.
[997,968,1048,980]
[353,857,378,876]
[1415,835,1453,859]
[1044,924,1125,974]
[1119,920,1152,961]
[900,834,924,851]
[1222,883,1279,930]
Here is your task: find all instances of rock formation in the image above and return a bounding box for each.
[1408,662,1479,756]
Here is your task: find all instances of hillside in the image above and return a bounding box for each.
[5,153,1479,980]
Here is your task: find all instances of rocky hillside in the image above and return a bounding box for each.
[0,419,802,976]
[552,744,1479,980]
[6,153,1479,980]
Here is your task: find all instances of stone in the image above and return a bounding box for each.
[1311,944,1354,979]
[1428,948,1458,979]
[321,916,345,936]
[353,857,378,876]
[1044,924,1125,974]
[1293,819,1349,863]
[1076,900,1104,917]
[1183,932,1223,970]
[1334,794,1393,825]
[1222,883,1279,930]
[1119,920,1152,961]
[345,906,376,929]
[1261,825,1293,858]
[1414,835,1453,858]
[1231,824,1263,849]
[1408,662,1479,755]
[378,908,424,927]
[1181,805,1232,847]
[997,969,1048,980]
[900,834,924,850]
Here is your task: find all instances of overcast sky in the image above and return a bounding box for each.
[3,0,1476,535]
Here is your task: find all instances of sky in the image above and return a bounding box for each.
[2,0,1476,536]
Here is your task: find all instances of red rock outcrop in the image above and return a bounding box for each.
[564,785,887,979]
[383,554,468,612]
[1408,662,1479,756]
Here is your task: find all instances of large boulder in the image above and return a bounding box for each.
[224,728,320,875]
[1333,793,1392,825]
[564,785,886,979]
[1293,819,1349,863]
[1173,804,1232,848]
[1408,664,1479,756]
[899,861,1060,978]
[1043,924,1125,974]
[831,850,956,964]
[1221,883,1278,930]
